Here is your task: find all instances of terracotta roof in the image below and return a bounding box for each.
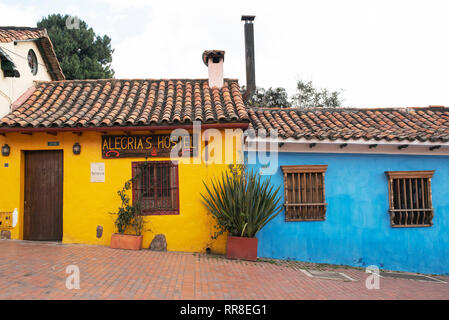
[0,27,64,81]
[0,79,248,129]
[0,27,46,42]
[247,107,449,143]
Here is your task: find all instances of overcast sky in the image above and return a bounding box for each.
[1,0,448,108]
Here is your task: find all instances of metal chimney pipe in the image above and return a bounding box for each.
[241,15,256,102]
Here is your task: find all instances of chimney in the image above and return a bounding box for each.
[241,15,256,102]
[202,50,225,88]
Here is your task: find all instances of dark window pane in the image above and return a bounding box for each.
[388,176,433,227]
[132,162,178,214]
[283,169,326,221]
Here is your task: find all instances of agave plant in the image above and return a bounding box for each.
[201,164,282,238]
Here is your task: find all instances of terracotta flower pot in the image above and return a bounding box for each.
[226,235,258,261]
[110,233,143,250]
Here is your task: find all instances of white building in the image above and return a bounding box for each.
[0,27,64,117]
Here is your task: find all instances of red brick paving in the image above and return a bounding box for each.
[0,240,448,300]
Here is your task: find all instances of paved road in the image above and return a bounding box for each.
[0,240,448,300]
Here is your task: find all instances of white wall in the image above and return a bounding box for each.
[0,40,52,118]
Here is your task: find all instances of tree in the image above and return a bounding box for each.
[244,86,291,108]
[37,14,114,79]
[243,80,343,108]
[292,79,343,108]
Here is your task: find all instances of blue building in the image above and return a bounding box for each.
[246,106,449,275]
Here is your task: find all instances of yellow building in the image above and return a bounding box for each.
[0,50,250,254]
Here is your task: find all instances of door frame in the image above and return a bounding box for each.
[22,149,64,241]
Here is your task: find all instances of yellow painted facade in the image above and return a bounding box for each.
[0,128,243,253]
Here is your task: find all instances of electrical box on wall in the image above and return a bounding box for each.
[0,212,13,229]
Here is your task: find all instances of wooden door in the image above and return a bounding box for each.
[24,150,63,241]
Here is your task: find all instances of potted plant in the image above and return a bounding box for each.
[110,177,146,250]
[201,164,282,261]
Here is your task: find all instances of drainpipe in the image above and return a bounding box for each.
[241,15,256,103]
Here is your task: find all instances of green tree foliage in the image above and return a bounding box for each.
[292,79,343,108]
[243,80,343,108]
[245,86,291,108]
[37,14,114,79]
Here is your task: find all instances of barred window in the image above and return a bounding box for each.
[385,171,434,227]
[281,165,327,221]
[132,161,179,215]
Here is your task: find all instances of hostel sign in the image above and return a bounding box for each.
[101,134,198,158]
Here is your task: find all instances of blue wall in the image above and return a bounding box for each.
[249,152,449,275]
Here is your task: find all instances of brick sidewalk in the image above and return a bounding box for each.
[0,240,448,300]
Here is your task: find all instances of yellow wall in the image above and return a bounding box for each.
[0,129,243,254]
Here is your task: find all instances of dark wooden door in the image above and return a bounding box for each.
[24,150,63,241]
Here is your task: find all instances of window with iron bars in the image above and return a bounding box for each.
[385,171,434,227]
[281,165,327,221]
[132,161,179,215]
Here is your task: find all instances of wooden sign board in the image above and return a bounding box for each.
[101,134,198,159]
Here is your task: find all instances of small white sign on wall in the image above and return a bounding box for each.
[91,162,105,183]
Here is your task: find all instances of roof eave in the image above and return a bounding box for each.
[0,122,250,134]
[245,136,449,147]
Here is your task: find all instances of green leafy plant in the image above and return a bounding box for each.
[37,14,114,79]
[131,210,146,236]
[111,164,149,236]
[201,164,282,239]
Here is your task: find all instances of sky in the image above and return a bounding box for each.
[1,0,449,108]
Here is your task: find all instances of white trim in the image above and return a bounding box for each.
[245,139,449,156]
[300,269,356,282]
[246,136,449,146]
[378,272,446,283]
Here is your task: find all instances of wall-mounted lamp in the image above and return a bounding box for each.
[73,142,81,155]
[1,144,10,156]
[429,145,441,151]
